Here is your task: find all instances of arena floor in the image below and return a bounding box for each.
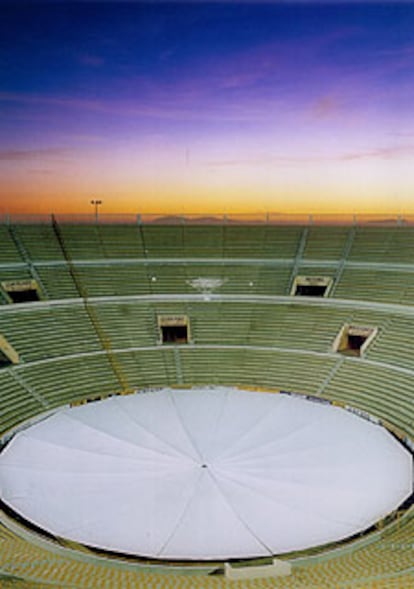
[1,387,412,561]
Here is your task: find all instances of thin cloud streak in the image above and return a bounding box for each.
[0,90,291,124]
[78,54,105,67]
[26,169,54,176]
[0,147,73,161]
[1,21,412,128]
[206,144,414,168]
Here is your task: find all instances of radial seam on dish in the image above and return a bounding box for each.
[166,389,204,463]
[206,466,274,555]
[61,410,191,465]
[213,395,286,462]
[113,393,198,462]
[212,466,371,529]
[156,467,205,558]
[197,387,232,462]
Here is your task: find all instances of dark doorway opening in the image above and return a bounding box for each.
[334,324,377,357]
[295,284,328,297]
[347,334,367,352]
[8,289,40,304]
[0,350,12,368]
[291,276,332,297]
[161,325,188,344]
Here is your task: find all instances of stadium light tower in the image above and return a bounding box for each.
[90,200,102,223]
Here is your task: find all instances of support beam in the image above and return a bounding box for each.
[174,347,183,384]
[10,369,50,409]
[287,226,309,294]
[330,226,356,296]
[316,356,345,396]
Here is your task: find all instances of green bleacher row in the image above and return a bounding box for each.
[1,510,414,589]
[2,299,414,370]
[1,509,413,589]
[1,344,414,441]
[2,223,414,304]
[0,222,414,261]
[3,259,414,305]
[1,297,414,437]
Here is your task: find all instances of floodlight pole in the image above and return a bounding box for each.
[90,200,102,224]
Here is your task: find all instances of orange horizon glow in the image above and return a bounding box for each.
[1,192,414,219]
[1,180,413,217]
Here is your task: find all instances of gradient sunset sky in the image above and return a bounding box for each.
[1,1,414,215]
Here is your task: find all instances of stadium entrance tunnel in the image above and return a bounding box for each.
[291,276,332,297]
[333,324,378,357]
[161,324,188,344]
[158,315,190,344]
[1,279,42,304]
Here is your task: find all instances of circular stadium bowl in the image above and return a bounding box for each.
[0,220,414,588]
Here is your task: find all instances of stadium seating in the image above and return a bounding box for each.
[0,220,413,589]
[3,221,414,304]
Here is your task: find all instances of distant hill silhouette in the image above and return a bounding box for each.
[147,215,268,225]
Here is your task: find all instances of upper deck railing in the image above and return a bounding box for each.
[0,212,413,226]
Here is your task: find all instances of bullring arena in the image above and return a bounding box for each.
[0,213,413,589]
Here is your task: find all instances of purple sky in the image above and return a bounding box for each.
[1,2,414,214]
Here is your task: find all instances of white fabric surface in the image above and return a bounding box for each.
[0,387,412,559]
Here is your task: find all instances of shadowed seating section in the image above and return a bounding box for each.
[302,225,351,260]
[59,225,146,259]
[0,304,101,362]
[34,265,79,299]
[0,220,413,589]
[0,226,23,264]
[0,511,413,588]
[0,370,45,434]
[334,267,414,304]
[2,297,414,364]
[323,361,414,439]
[347,227,414,263]
[12,225,66,262]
